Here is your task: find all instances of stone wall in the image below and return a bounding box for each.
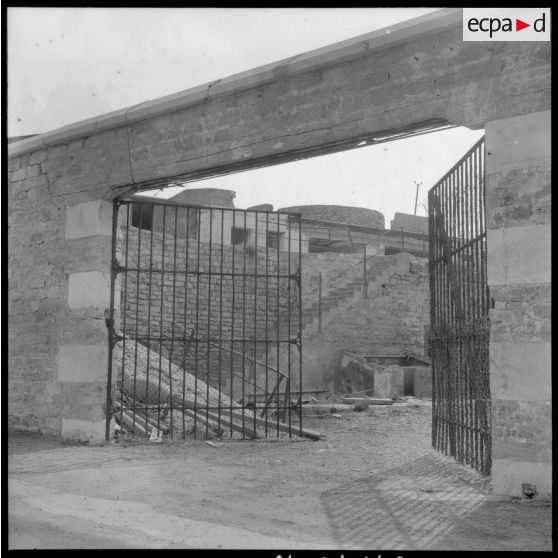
[301,255,430,393]
[390,212,428,234]
[485,110,551,497]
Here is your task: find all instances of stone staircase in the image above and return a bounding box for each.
[252,253,420,393]
[300,253,413,338]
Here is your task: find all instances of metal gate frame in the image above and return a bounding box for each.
[428,137,491,476]
[106,195,304,441]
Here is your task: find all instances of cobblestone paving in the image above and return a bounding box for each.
[322,454,492,549]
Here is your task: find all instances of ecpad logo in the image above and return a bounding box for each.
[463,8,550,41]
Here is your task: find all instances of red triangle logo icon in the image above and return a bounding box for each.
[516,19,530,31]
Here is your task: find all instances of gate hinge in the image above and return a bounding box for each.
[112,260,125,274]
[290,269,301,288]
[104,309,123,347]
[115,198,130,208]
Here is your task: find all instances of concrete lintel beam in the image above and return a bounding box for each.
[8,8,461,158]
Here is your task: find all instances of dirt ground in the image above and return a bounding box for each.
[8,400,552,550]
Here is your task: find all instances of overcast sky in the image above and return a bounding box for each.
[8,7,483,222]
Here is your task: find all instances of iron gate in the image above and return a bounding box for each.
[428,136,491,476]
[106,196,303,440]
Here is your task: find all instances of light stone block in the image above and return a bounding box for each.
[492,458,552,498]
[489,342,551,401]
[58,344,108,383]
[65,200,112,239]
[487,224,551,286]
[485,110,551,173]
[61,418,108,444]
[68,271,111,308]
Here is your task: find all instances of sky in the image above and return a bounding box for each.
[8,7,483,223]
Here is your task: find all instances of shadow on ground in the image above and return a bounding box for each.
[321,453,551,551]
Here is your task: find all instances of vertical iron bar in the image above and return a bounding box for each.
[451,167,457,458]
[428,187,435,450]
[461,158,466,464]
[318,272,322,334]
[106,200,119,441]
[447,171,452,458]
[363,243,367,297]
[467,149,474,464]
[193,208,202,438]
[206,208,213,439]
[298,214,303,437]
[119,203,130,432]
[276,212,281,436]
[157,205,166,436]
[230,209,236,438]
[169,205,178,438]
[265,212,269,437]
[463,155,469,464]
[462,159,467,463]
[253,211,258,436]
[132,204,143,435]
[218,209,224,436]
[480,141,487,473]
[242,210,247,438]
[145,204,155,438]
[181,207,191,439]
[479,142,487,472]
[287,212,292,436]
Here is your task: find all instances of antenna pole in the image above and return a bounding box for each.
[414,181,421,215]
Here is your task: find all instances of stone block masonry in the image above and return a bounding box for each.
[486,110,551,497]
[7,8,551,495]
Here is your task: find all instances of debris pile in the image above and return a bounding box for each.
[112,338,323,441]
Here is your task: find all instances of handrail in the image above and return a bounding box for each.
[307,241,385,296]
